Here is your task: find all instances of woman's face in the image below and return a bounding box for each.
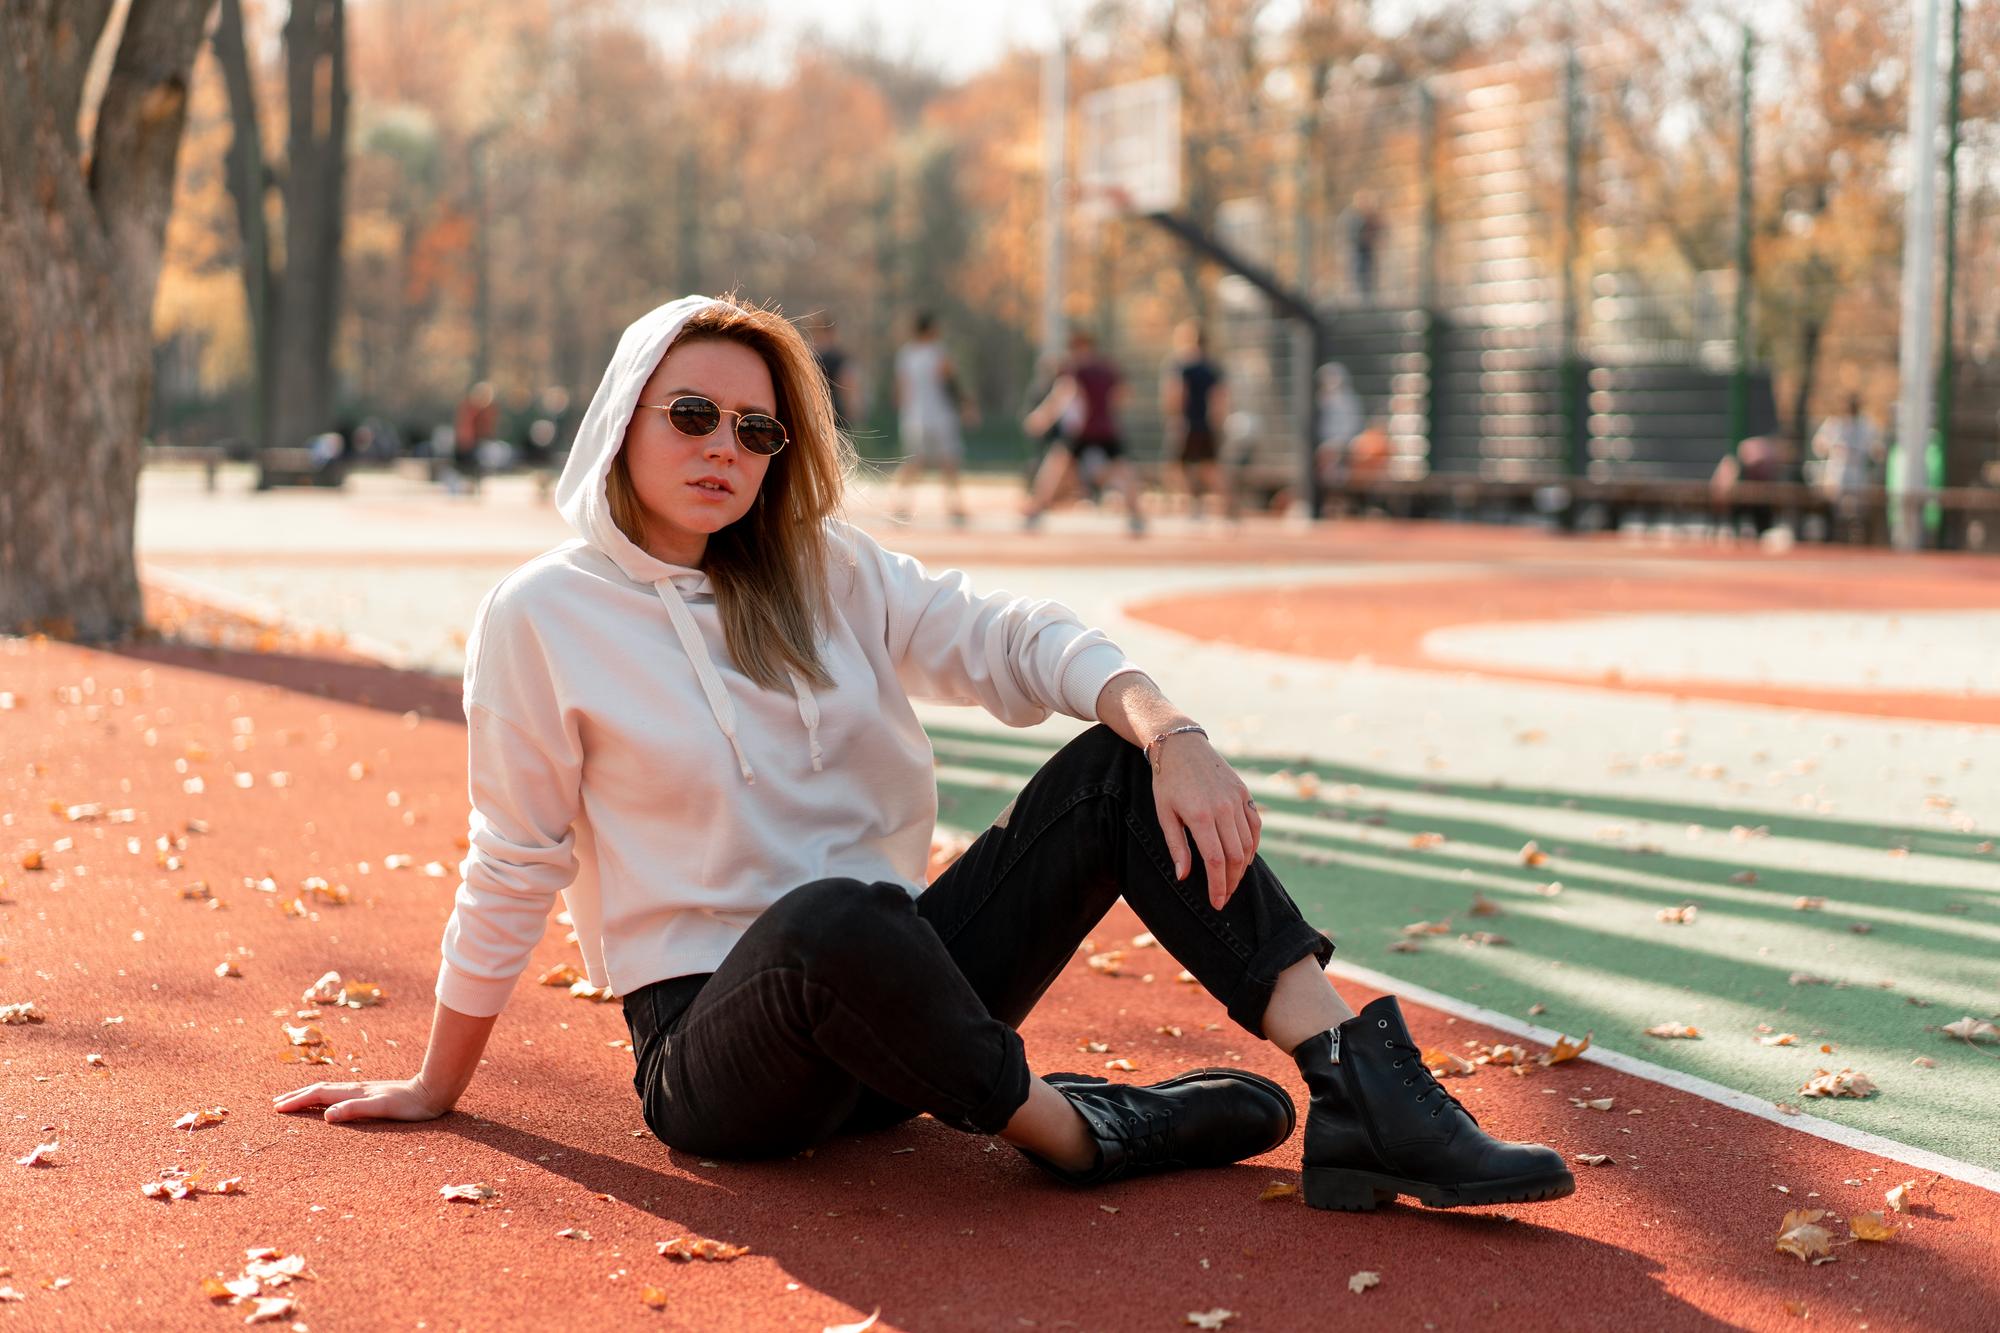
[621,338,777,567]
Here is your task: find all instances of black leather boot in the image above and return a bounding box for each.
[1020,1068,1295,1187]
[1293,995,1574,1210]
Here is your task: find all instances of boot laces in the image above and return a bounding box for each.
[1384,1038,1477,1124]
[1116,1108,1173,1160]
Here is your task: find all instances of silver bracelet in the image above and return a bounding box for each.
[1145,723,1208,766]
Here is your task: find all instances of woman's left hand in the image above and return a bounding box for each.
[1150,732,1261,910]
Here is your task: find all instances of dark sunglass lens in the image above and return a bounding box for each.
[667,397,721,436]
[738,416,787,455]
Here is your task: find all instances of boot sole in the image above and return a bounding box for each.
[1044,1067,1298,1143]
[1302,1165,1576,1212]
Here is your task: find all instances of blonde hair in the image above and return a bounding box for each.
[607,297,855,690]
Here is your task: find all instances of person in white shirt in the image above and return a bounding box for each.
[888,311,971,526]
[273,294,1571,1211]
[1812,395,1882,497]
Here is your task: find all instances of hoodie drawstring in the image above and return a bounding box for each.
[786,669,824,772]
[652,577,822,783]
[653,579,756,784]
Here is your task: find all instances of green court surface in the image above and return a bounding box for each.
[927,723,2000,1174]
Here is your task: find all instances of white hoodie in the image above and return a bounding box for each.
[435,296,1143,1018]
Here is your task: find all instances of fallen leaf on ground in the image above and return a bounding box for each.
[1656,904,1698,925]
[1130,932,1157,949]
[1468,893,1502,917]
[1386,939,1421,953]
[1520,841,1549,867]
[243,1296,295,1324]
[538,963,584,987]
[337,980,383,1009]
[823,1312,880,1333]
[1759,1033,1798,1047]
[1422,1048,1475,1076]
[640,1287,669,1311]
[1541,1032,1591,1066]
[1646,1023,1701,1039]
[0,1002,44,1025]
[439,1183,498,1203]
[1461,931,1509,946]
[1258,1181,1300,1203]
[1400,918,1451,937]
[1186,1310,1237,1330]
[175,1108,229,1132]
[1528,1003,1547,1016]
[16,1142,57,1167]
[1730,871,1759,885]
[1793,896,1825,911]
[1157,1025,1183,1037]
[1409,832,1446,850]
[1569,1097,1615,1111]
[1800,1068,1877,1099]
[1348,1271,1380,1294]
[658,1236,749,1262]
[556,1228,591,1241]
[300,972,344,1005]
[1775,1209,1837,1264]
[1105,1058,1138,1072]
[1849,1212,1895,1241]
[1086,950,1126,976]
[1076,1039,1110,1053]
[1574,1153,1611,1166]
[568,978,616,1002]
[1885,1179,1916,1212]
[1475,1043,1527,1066]
[1789,972,1831,986]
[1941,1016,1999,1043]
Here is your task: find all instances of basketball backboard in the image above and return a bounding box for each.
[1077,75,1181,217]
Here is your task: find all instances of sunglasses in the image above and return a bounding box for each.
[638,395,788,456]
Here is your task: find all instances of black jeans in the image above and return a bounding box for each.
[621,725,1332,1159]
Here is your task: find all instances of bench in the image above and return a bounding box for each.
[144,444,228,492]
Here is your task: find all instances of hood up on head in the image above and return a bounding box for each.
[550,293,821,785]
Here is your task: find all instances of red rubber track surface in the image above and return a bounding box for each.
[2,628,1996,1331]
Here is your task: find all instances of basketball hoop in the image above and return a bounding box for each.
[1077,76,1181,223]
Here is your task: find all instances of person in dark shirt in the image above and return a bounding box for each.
[809,316,857,432]
[1023,327,1145,535]
[1160,319,1231,520]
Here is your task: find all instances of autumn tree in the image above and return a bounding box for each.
[1,0,216,639]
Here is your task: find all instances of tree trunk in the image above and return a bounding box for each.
[273,0,346,452]
[0,0,215,640]
[213,0,274,449]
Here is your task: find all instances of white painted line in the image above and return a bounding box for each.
[140,564,416,673]
[1326,958,2000,1197]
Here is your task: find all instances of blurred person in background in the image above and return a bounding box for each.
[1160,319,1231,520]
[1313,362,1365,504]
[1024,327,1145,536]
[809,316,857,433]
[1811,395,1882,543]
[887,311,971,526]
[451,381,499,497]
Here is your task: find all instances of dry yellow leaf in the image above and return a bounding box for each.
[1409,832,1446,850]
[1774,1209,1836,1264]
[439,1183,498,1203]
[1574,1153,1611,1166]
[1800,1068,1877,1099]
[1347,1271,1380,1294]
[1885,1179,1916,1213]
[1848,1212,1895,1242]
[1422,1047,1475,1077]
[1257,1181,1300,1203]
[538,963,584,987]
[1399,918,1451,937]
[657,1235,749,1262]
[1759,1033,1798,1047]
[1645,1023,1701,1039]
[1541,1032,1592,1066]
[640,1287,669,1311]
[1656,904,1699,925]
[1186,1310,1238,1330]
[1520,841,1549,867]
[1105,1058,1138,1072]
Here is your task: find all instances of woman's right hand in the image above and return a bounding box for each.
[272,1076,452,1125]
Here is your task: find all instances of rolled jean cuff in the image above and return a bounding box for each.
[958,1025,1034,1134]
[1224,924,1336,1039]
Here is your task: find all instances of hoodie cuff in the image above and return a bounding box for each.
[1061,644,1146,721]
[435,959,525,1019]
